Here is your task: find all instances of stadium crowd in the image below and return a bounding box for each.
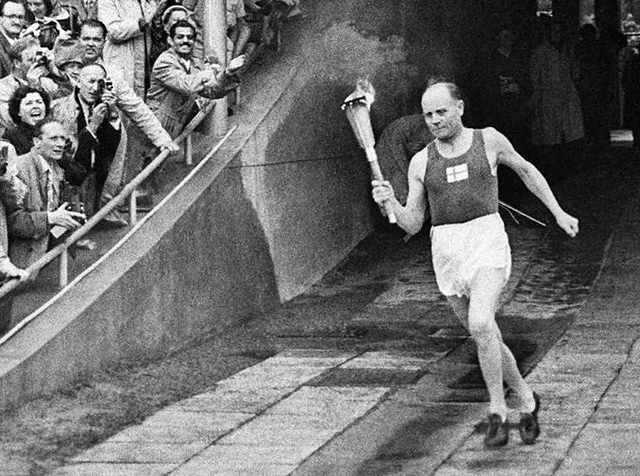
[0,0,304,333]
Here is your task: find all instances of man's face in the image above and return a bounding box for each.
[164,11,187,33]
[61,61,82,84]
[26,0,46,19]
[35,122,67,162]
[16,44,40,77]
[421,85,464,141]
[77,65,106,105]
[79,25,105,63]
[0,2,26,39]
[169,26,195,57]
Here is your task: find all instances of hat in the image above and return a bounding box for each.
[162,5,190,25]
[53,39,84,68]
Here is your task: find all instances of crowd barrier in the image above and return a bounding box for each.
[0,100,232,344]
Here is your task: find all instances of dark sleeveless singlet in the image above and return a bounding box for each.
[424,129,499,226]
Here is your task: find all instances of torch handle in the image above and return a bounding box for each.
[365,147,397,224]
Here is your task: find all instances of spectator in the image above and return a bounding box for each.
[7,117,85,270]
[53,0,97,21]
[530,19,584,180]
[0,0,28,78]
[486,27,531,203]
[76,19,178,213]
[0,36,74,135]
[575,23,611,148]
[3,85,49,155]
[227,0,253,59]
[52,0,96,36]
[375,113,433,205]
[51,37,84,84]
[1,140,29,335]
[623,36,640,147]
[22,0,72,49]
[149,4,190,67]
[51,63,124,218]
[98,0,158,99]
[148,19,245,137]
[53,58,177,222]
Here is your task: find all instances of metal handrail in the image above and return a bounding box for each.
[0,101,219,301]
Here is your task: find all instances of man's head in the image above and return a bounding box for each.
[8,85,49,127]
[26,0,52,20]
[162,5,189,34]
[421,81,465,141]
[53,39,84,82]
[168,20,196,57]
[77,63,107,105]
[79,19,107,64]
[33,118,67,162]
[8,36,41,78]
[0,0,26,39]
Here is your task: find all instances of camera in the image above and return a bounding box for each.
[0,145,8,176]
[96,78,113,102]
[66,201,86,225]
[35,49,49,68]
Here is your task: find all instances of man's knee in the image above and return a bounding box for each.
[468,315,499,343]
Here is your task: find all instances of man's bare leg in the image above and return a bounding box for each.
[447,289,536,414]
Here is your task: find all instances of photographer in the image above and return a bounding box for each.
[0,36,73,135]
[7,118,85,272]
[51,63,128,223]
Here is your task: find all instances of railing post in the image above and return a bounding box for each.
[184,134,193,165]
[204,0,228,135]
[59,248,68,288]
[129,189,138,226]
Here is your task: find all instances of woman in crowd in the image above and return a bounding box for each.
[3,86,49,155]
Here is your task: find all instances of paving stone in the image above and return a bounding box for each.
[265,386,389,418]
[50,463,178,476]
[170,461,297,476]
[216,365,331,390]
[185,444,318,466]
[293,399,484,476]
[340,351,436,370]
[71,442,209,464]
[175,386,296,413]
[105,420,233,444]
[258,353,356,367]
[142,409,252,431]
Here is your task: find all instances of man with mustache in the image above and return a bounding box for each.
[147,19,245,138]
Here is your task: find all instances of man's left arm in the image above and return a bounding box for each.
[486,127,579,237]
[111,79,176,148]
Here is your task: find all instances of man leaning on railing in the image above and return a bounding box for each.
[147,19,245,139]
[66,19,178,224]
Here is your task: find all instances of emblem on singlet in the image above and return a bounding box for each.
[446,163,469,183]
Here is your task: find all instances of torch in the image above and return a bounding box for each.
[342,79,396,224]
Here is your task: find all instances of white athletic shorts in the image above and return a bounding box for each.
[430,213,511,297]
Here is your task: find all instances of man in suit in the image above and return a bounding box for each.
[147,19,245,138]
[7,118,85,270]
[52,63,123,217]
[0,0,27,79]
[76,19,179,213]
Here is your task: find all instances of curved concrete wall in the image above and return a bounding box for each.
[0,0,536,410]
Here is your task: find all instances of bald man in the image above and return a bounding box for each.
[372,80,579,448]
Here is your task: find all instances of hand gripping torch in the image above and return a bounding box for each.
[342,79,397,224]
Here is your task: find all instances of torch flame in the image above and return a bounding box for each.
[341,78,375,111]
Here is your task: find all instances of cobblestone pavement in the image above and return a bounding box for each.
[49,145,640,476]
